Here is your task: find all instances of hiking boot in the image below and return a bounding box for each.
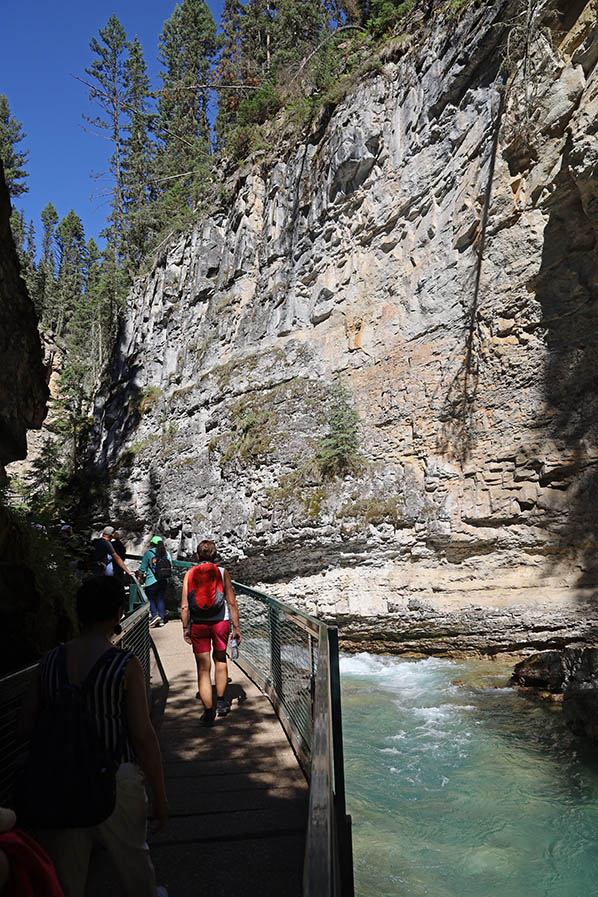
[199,707,216,727]
[216,698,231,717]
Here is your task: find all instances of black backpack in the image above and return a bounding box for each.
[152,550,172,582]
[86,537,110,574]
[17,649,121,828]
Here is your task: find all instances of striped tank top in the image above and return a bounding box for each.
[40,644,135,764]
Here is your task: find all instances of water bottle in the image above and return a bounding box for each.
[230,637,239,660]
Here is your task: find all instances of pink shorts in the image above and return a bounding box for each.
[190,620,230,654]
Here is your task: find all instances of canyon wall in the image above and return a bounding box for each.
[0,160,47,482]
[92,0,598,653]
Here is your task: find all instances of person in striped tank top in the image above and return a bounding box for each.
[20,577,169,897]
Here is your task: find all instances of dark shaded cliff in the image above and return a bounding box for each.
[0,159,48,481]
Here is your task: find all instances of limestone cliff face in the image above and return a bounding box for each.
[0,161,48,481]
[92,0,598,653]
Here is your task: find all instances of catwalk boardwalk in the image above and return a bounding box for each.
[148,622,308,897]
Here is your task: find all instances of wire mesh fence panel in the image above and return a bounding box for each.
[232,587,317,769]
[116,602,151,691]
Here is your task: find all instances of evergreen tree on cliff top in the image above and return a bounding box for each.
[121,36,156,267]
[84,15,129,258]
[156,0,219,215]
[37,202,59,327]
[0,94,29,198]
[10,210,37,306]
[52,210,86,339]
[241,0,325,80]
[215,0,245,146]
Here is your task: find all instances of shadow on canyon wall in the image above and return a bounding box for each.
[535,137,598,590]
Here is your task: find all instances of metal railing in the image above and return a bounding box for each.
[0,591,152,808]
[233,580,354,897]
[145,556,354,897]
[0,663,37,807]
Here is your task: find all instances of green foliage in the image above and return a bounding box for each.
[85,15,129,257]
[121,37,156,267]
[316,382,363,479]
[128,433,159,455]
[368,0,414,36]
[137,386,162,416]
[339,495,403,526]
[26,437,68,512]
[237,80,282,127]
[0,501,79,676]
[216,404,275,467]
[0,94,29,197]
[215,0,245,145]
[10,209,37,303]
[156,0,219,214]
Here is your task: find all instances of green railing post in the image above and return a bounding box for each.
[268,605,283,697]
[129,581,136,612]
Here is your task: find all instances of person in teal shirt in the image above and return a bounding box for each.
[137,537,172,627]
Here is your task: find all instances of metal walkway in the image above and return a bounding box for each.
[0,572,353,897]
[148,622,308,897]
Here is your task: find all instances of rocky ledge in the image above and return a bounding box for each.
[512,647,598,742]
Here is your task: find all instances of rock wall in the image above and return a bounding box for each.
[0,160,47,481]
[92,0,598,654]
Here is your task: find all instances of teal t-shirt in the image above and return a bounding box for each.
[138,547,172,587]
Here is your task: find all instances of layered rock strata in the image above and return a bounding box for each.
[92,0,598,654]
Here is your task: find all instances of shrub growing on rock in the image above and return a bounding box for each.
[316,382,363,479]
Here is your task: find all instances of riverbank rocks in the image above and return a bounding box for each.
[89,1,598,655]
[562,648,598,741]
[512,647,598,742]
[512,652,568,692]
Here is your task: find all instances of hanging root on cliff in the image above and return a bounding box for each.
[437,74,507,461]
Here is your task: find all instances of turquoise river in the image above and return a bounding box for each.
[340,653,598,897]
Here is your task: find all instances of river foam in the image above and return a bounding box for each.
[341,653,598,897]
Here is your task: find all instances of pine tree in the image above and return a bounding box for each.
[85,237,113,377]
[121,36,156,266]
[241,0,276,79]
[316,382,362,478]
[215,0,245,146]
[0,94,29,198]
[84,15,129,258]
[156,0,219,213]
[37,202,59,328]
[53,210,86,339]
[27,437,64,507]
[272,0,325,71]
[240,1,325,86]
[10,209,37,304]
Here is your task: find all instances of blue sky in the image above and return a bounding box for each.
[1,0,225,248]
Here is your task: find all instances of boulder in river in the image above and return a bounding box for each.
[511,651,568,692]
